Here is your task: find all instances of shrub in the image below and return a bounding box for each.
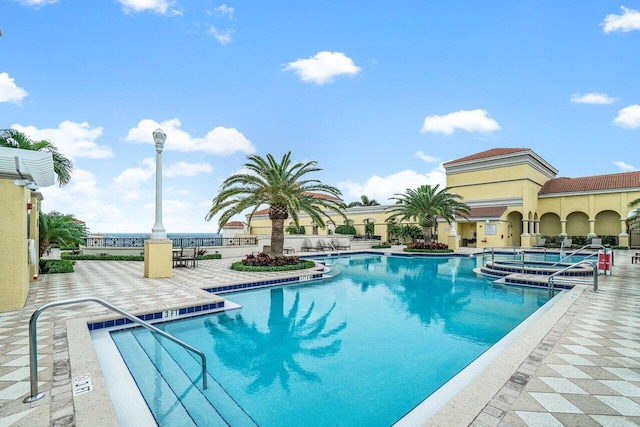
[40,259,75,274]
[62,253,144,261]
[335,224,356,235]
[371,244,391,249]
[231,253,315,271]
[404,241,452,253]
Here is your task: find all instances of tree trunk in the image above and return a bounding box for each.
[271,217,285,256]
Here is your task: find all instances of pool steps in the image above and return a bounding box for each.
[113,329,258,426]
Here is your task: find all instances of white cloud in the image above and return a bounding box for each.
[0,73,28,104]
[339,166,446,204]
[207,25,234,44]
[11,121,113,160]
[570,92,616,105]
[414,151,437,163]
[165,161,213,177]
[15,0,58,6]
[602,6,640,33]
[111,158,155,202]
[214,4,235,19]
[125,118,255,155]
[614,104,640,128]
[421,109,500,135]
[614,161,636,171]
[285,51,361,85]
[118,0,175,14]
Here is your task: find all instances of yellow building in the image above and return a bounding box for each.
[443,148,639,249]
[244,148,640,249]
[0,147,54,311]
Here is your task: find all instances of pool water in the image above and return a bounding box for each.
[110,254,552,426]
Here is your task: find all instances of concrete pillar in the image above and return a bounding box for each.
[144,239,173,278]
[588,219,597,238]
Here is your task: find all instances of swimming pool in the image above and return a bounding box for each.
[107,254,553,426]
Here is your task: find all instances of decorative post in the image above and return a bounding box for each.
[151,128,167,240]
[144,128,172,278]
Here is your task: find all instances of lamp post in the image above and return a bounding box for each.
[150,128,167,240]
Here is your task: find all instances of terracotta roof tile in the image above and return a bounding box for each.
[539,171,640,195]
[443,148,529,166]
[465,206,507,218]
[224,221,244,227]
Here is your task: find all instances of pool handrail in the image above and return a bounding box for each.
[547,259,598,296]
[551,244,610,267]
[23,296,208,403]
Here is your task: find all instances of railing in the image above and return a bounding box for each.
[551,244,609,267]
[23,296,207,403]
[481,247,524,266]
[547,260,598,297]
[84,236,258,248]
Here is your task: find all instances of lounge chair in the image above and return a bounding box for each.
[301,238,318,252]
[333,237,351,250]
[317,239,333,251]
[590,238,602,247]
[561,239,572,250]
[534,238,546,248]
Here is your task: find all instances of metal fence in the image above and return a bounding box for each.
[84,236,258,248]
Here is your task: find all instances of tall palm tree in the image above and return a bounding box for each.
[0,129,73,186]
[39,211,86,253]
[346,195,380,208]
[205,151,345,256]
[385,184,470,243]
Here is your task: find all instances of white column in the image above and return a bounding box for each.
[151,128,167,240]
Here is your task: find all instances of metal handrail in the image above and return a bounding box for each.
[547,260,598,297]
[23,296,207,403]
[482,247,524,272]
[551,244,608,267]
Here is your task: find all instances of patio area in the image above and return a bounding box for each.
[0,249,639,426]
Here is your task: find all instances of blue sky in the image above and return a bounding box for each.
[1,1,639,233]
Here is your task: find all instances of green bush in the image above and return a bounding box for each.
[371,244,391,249]
[231,258,316,272]
[612,245,629,250]
[40,259,75,274]
[403,248,453,253]
[335,224,356,235]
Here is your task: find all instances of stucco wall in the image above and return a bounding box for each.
[0,180,30,310]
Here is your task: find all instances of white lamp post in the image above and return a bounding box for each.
[150,128,167,240]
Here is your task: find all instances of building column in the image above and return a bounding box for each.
[560,219,567,237]
[447,220,460,250]
[588,219,597,238]
[521,219,530,236]
[619,218,629,247]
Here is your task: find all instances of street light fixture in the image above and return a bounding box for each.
[150,128,167,240]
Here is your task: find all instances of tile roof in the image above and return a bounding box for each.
[443,148,529,166]
[465,206,508,218]
[539,171,640,195]
[223,221,244,227]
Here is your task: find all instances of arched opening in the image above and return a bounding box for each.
[566,211,589,236]
[507,211,523,246]
[595,210,620,236]
[540,213,561,235]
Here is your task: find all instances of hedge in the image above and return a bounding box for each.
[39,259,75,274]
[231,260,316,272]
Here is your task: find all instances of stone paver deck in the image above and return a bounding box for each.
[0,249,638,426]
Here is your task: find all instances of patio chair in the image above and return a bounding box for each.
[590,238,602,248]
[172,247,183,268]
[534,238,546,248]
[333,237,351,250]
[179,247,197,268]
[317,239,332,251]
[561,239,572,250]
[301,238,317,252]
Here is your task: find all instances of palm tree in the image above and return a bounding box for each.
[386,184,470,244]
[346,195,380,208]
[39,211,86,253]
[205,151,345,256]
[0,129,74,186]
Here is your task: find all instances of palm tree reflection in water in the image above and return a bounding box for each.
[204,288,347,393]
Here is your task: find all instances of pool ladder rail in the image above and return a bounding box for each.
[23,296,208,403]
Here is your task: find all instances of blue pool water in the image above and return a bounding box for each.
[111,254,552,426]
